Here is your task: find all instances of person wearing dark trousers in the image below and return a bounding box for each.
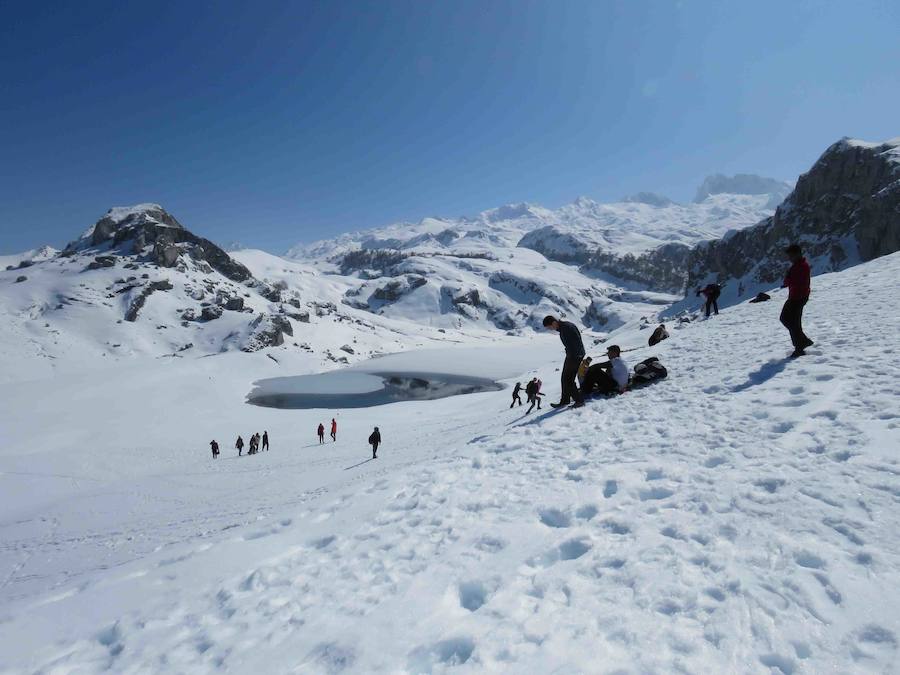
[210,440,219,459]
[543,315,585,409]
[581,345,630,397]
[235,435,244,457]
[331,418,337,442]
[696,283,721,317]
[317,423,325,444]
[262,431,269,451]
[369,427,381,458]
[525,378,544,414]
[510,382,523,408]
[781,243,813,358]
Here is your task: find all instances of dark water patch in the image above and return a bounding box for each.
[248,371,504,409]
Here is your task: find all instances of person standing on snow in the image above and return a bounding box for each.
[543,315,585,409]
[510,382,523,408]
[781,243,813,358]
[526,378,544,414]
[330,418,337,442]
[369,427,381,459]
[210,440,219,459]
[262,431,269,451]
[581,344,630,396]
[235,435,244,456]
[317,423,325,444]
[696,283,721,318]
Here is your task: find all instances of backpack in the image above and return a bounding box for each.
[631,357,668,386]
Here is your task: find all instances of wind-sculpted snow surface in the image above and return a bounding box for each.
[0,253,898,673]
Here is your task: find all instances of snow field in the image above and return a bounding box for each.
[0,254,899,673]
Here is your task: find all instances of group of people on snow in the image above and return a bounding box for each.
[209,421,383,461]
[317,418,338,444]
[530,243,814,411]
[509,378,545,413]
[210,431,269,459]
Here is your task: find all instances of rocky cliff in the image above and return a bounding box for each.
[686,138,900,301]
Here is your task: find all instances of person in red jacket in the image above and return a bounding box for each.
[780,243,814,358]
[330,418,337,442]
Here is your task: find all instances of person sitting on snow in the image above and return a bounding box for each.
[648,324,669,347]
[581,345,630,396]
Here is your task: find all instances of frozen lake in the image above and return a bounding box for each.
[247,370,505,409]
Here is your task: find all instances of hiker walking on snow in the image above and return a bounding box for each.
[317,423,325,444]
[781,243,813,358]
[526,378,544,414]
[543,315,586,409]
[648,323,669,347]
[210,440,219,459]
[369,427,381,459]
[510,382,523,408]
[235,435,244,456]
[696,283,721,318]
[581,344,630,396]
[331,418,337,442]
[262,431,269,451]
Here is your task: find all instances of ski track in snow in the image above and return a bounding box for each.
[1,255,900,674]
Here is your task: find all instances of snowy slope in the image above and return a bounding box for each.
[1,252,898,674]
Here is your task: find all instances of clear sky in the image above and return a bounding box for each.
[1,0,898,253]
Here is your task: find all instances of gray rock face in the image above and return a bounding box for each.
[201,305,224,322]
[242,314,293,352]
[68,205,252,283]
[86,255,117,271]
[686,138,900,301]
[224,297,244,311]
[584,243,692,294]
[124,280,173,322]
[15,275,27,283]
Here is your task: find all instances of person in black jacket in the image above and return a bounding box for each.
[510,382,523,408]
[543,315,585,408]
[369,427,381,458]
[235,435,244,456]
[648,324,668,347]
[210,440,219,459]
[262,431,269,451]
[696,284,721,318]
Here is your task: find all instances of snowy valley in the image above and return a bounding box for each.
[0,136,899,674]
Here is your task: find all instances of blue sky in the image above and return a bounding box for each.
[1,0,898,253]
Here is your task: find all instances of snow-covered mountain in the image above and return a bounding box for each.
[684,137,900,309]
[0,205,484,382]
[284,179,788,333]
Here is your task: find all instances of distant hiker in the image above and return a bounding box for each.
[577,356,593,387]
[648,324,669,347]
[781,243,813,358]
[581,345,630,396]
[696,283,721,318]
[210,440,219,459]
[262,431,269,451]
[331,418,337,442]
[235,435,244,457]
[543,315,585,409]
[526,378,544,414]
[510,382,523,408]
[248,433,258,454]
[369,427,381,459]
[317,423,325,444]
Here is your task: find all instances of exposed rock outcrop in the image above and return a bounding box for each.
[686,138,900,302]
